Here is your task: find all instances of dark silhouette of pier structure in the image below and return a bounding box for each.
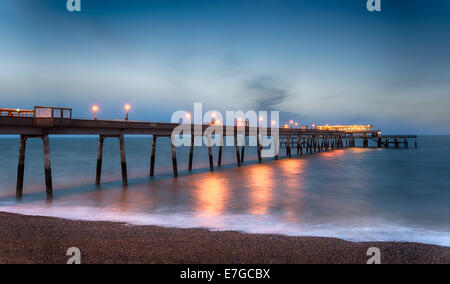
[0,107,418,201]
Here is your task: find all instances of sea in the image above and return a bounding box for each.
[0,135,449,247]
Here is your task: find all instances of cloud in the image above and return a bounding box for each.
[244,75,292,111]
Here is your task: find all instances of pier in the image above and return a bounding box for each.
[0,107,418,200]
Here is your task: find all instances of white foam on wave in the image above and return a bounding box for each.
[2,204,450,247]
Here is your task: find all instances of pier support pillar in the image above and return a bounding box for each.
[208,135,214,172]
[42,134,53,200]
[150,135,157,177]
[363,137,369,148]
[119,135,128,185]
[16,135,27,199]
[257,130,262,163]
[171,138,178,177]
[234,134,241,167]
[240,136,245,164]
[313,136,317,152]
[394,137,399,149]
[218,136,223,167]
[188,134,194,171]
[415,138,418,149]
[96,135,105,185]
[274,136,279,160]
[287,135,292,158]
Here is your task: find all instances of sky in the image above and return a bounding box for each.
[1,0,450,134]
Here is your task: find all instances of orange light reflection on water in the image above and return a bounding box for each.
[248,165,274,215]
[278,158,306,223]
[194,174,229,217]
[317,149,346,160]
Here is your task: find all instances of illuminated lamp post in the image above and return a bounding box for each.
[185,113,192,124]
[92,105,98,120]
[124,104,131,121]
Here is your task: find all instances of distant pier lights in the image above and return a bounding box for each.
[314,124,375,133]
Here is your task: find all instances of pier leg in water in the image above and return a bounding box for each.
[150,135,157,177]
[171,137,178,177]
[287,135,292,158]
[208,135,214,172]
[218,136,223,167]
[42,134,53,200]
[377,137,382,148]
[234,134,241,167]
[300,138,303,155]
[415,138,418,149]
[119,135,128,185]
[257,130,262,163]
[188,134,194,171]
[95,135,104,185]
[274,135,279,160]
[313,136,317,152]
[404,138,409,149]
[395,137,399,149]
[297,136,300,155]
[16,135,27,199]
[240,135,245,163]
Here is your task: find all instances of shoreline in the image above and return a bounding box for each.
[0,212,449,264]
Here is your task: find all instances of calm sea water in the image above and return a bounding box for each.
[0,136,449,246]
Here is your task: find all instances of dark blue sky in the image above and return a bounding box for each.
[1,0,450,134]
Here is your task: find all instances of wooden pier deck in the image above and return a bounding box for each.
[0,116,417,201]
